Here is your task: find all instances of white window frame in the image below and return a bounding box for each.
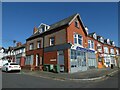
[100,37,104,43]
[110,48,114,54]
[50,37,55,46]
[29,43,33,50]
[97,43,102,52]
[74,33,83,46]
[104,46,108,53]
[37,41,41,48]
[88,40,94,49]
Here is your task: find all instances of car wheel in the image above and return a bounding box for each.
[6,68,8,72]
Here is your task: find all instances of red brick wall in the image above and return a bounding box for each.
[44,51,57,65]
[26,48,43,66]
[20,56,25,66]
[64,49,70,72]
[66,19,88,48]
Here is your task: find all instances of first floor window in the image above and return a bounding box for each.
[37,41,41,48]
[74,34,77,44]
[78,35,82,45]
[104,46,108,53]
[50,37,55,46]
[74,34,82,45]
[29,43,34,50]
[88,40,94,49]
[88,40,91,48]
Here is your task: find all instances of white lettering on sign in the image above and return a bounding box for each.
[50,59,56,61]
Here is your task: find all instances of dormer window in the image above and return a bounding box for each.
[41,26,45,32]
[107,39,110,44]
[38,23,50,33]
[75,20,79,28]
[100,37,104,43]
[93,33,97,39]
[111,41,115,46]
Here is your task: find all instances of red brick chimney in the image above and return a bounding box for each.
[33,27,38,34]
[16,42,22,47]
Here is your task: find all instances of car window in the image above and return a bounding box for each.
[10,63,18,65]
[3,63,8,66]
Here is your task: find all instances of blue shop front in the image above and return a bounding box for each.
[70,46,97,73]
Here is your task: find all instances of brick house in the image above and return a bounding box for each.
[14,42,26,68]
[88,32,119,68]
[25,13,120,73]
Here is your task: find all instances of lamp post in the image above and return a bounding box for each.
[13,40,16,62]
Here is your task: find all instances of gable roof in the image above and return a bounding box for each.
[88,32,96,36]
[27,13,87,41]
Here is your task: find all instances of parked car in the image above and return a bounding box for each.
[2,63,21,72]
[0,59,8,68]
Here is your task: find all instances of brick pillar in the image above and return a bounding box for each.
[64,49,70,73]
[20,57,25,66]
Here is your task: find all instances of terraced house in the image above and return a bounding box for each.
[24,13,120,73]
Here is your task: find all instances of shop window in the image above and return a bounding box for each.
[25,55,33,65]
[71,49,77,59]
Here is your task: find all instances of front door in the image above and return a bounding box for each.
[36,54,40,66]
[57,51,64,72]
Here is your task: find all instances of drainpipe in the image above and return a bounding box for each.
[42,36,45,66]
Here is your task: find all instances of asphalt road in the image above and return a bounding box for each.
[2,70,119,88]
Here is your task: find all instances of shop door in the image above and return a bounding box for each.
[57,51,64,72]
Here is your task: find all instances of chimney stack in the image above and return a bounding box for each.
[33,26,38,34]
[16,42,22,47]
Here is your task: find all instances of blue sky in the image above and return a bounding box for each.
[2,2,118,48]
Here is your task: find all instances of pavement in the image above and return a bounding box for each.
[20,67,119,81]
